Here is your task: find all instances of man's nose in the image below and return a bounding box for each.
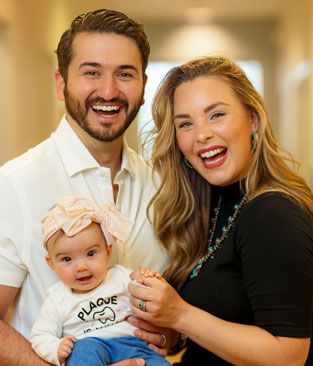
[97,75,119,100]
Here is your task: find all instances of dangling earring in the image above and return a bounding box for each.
[252,131,258,151]
[184,157,194,169]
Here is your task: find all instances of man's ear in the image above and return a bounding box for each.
[45,255,55,271]
[141,74,148,106]
[55,70,65,102]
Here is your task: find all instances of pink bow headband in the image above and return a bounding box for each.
[41,197,134,248]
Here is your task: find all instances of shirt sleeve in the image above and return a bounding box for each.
[0,175,28,287]
[30,289,63,365]
[236,193,313,337]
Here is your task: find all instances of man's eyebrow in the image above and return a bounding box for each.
[79,62,139,73]
[79,62,102,69]
[118,64,139,73]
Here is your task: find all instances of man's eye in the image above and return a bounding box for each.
[85,71,99,77]
[62,256,71,262]
[117,72,133,79]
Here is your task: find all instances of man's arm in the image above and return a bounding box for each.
[0,285,51,366]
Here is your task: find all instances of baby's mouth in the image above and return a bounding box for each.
[77,275,92,282]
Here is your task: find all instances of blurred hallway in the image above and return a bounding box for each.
[0,0,312,187]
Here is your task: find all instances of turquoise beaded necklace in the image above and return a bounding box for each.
[189,193,248,279]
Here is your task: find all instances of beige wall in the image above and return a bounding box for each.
[277,0,313,186]
[0,0,312,188]
[0,0,140,163]
[145,19,279,130]
[0,0,56,163]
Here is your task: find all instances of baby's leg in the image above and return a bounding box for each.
[106,336,172,366]
[66,337,111,366]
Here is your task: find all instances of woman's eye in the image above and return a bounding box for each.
[61,256,71,262]
[87,250,95,257]
[211,112,225,120]
[178,121,193,129]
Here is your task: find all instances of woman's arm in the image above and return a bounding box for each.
[129,276,309,366]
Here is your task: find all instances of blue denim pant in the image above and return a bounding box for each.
[66,336,171,366]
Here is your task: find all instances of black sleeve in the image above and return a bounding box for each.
[236,193,313,337]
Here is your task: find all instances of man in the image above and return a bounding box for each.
[0,9,169,366]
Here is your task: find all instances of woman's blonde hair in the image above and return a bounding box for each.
[149,55,313,289]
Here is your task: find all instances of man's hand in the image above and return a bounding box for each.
[110,359,145,366]
[127,315,178,357]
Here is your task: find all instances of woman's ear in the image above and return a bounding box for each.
[45,255,55,271]
[250,111,259,133]
[55,70,65,102]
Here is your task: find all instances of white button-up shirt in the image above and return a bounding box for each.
[0,116,169,338]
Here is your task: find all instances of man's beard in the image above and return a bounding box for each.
[64,87,143,142]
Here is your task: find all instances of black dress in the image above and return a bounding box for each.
[178,183,313,365]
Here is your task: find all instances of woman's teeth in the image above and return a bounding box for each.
[200,148,226,159]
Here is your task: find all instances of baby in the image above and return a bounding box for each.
[30,196,170,366]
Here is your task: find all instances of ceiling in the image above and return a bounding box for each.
[62,0,286,23]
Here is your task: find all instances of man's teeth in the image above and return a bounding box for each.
[92,105,120,111]
[200,148,225,158]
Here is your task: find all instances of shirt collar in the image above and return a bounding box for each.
[119,140,135,180]
[52,116,135,179]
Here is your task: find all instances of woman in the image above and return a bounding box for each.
[129,56,313,365]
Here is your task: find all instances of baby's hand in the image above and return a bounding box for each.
[57,335,77,364]
[139,266,162,279]
[129,267,163,288]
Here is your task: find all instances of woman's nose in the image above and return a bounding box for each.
[196,120,214,143]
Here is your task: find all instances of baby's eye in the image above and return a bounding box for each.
[62,256,71,262]
[87,250,96,257]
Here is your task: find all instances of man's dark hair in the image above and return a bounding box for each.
[56,9,150,82]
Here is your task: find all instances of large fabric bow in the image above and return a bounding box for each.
[42,196,134,246]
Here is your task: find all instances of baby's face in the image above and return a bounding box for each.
[46,223,112,293]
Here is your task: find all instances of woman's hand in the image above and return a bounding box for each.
[128,268,187,331]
